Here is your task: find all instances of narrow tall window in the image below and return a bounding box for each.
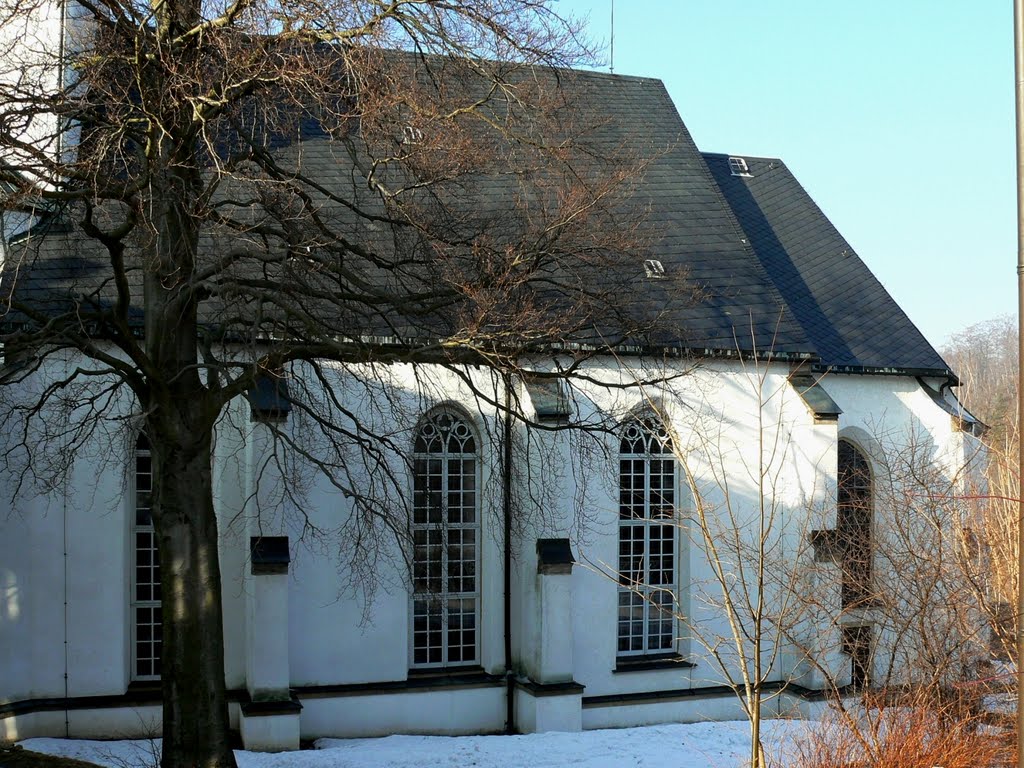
[618,417,677,656]
[411,412,479,668]
[838,439,872,608]
[131,434,161,679]
[842,624,872,689]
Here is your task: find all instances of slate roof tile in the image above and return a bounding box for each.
[702,152,951,375]
[2,62,949,375]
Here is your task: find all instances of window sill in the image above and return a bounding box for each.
[407,665,487,680]
[126,679,162,693]
[614,653,694,673]
[123,680,163,705]
[842,598,883,612]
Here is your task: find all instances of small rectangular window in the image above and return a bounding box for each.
[728,156,751,177]
[523,375,572,422]
[789,374,842,423]
[842,624,872,689]
[643,259,666,279]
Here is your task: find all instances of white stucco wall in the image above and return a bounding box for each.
[0,0,90,177]
[0,0,60,175]
[0,353,978,741]
[0,355,139,739]
[562,359,837,702]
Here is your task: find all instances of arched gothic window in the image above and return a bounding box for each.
[131,434,161,679]
[618,417,677,655]
[411,412,479,668]
[838,438,873,608]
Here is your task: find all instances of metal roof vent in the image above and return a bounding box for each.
[523,374,572,422]
[248,374,292,422]
[728,156,752,177]
[643,259,666,279]
[789,374,842,423]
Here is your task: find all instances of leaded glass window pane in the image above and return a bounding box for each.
[411,412,480,668]
[838,439,873,608]
[132,435,161,680]
[617,418,678,656]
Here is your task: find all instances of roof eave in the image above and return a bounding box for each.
[811,362,957,383]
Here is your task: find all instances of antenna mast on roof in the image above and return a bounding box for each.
[609,0,615,74]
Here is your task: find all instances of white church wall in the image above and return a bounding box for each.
[563,358,835,704]
[0,0,62,158]
[0,0,90,177]
[17,490,69,703]
[825,375,949,448]
[0,510,31,716]
[816,374,980,691]
[212,409,250,693]
[0,353,141,739]
[581,692,751,730]
[64,452,131,697]
[0,350,979,740]
[250,363,508,688]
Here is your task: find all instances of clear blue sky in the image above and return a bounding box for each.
[558,1,1014,349]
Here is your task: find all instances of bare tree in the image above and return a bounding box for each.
[608,357,993,768]
[942,315,1017,443]
[870,426,987,691]
[943,316,1018,657]
[585,355,826,768]
[781,421,995,766]
[0,3,692,766]
[672,361,824,768]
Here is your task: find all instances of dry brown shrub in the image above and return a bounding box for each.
[783,688,1011,768]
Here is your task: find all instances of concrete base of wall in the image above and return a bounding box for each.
[2,685,836,746]
[1,705,163,742]
[515,689,582,733]
[296,684,506,738]
[239,706,300,752]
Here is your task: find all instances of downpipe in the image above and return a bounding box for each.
[503,373,515,734]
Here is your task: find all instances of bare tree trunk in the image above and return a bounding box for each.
[143,153,236,767]
[0,2,663,763]
[750,712,762,768]
[151,425,236,768]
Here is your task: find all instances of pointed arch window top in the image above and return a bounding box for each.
[838,439,872,508]
[415,411,476,454]
[620,417,673,455]
[617,414,678,656]
[837,438,873,608]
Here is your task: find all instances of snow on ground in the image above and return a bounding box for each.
[22,719,810,768]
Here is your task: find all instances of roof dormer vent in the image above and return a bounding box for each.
[728,156,752,177]
[643,259,666,279]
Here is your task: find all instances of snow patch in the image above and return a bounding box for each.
[22,720,809,768]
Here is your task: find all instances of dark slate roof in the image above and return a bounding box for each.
[702,152,952,376]
[1,66,814,358]
[250,68,816,355]
[1,58,950,376]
